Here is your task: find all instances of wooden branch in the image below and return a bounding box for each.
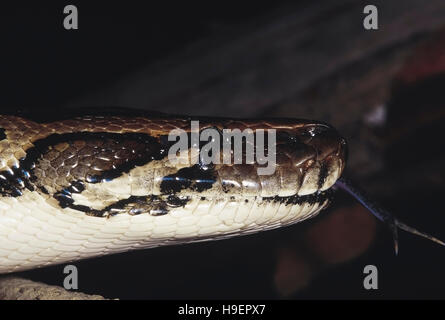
[0,277,108,300]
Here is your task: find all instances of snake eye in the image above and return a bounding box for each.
[300,124,347,162]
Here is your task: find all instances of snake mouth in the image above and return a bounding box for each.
[262,188,334,205]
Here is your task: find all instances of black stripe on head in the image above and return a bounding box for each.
[160,164,217,194]
[318,162,329,190]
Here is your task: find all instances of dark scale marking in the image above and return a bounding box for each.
[263,189,333,206]
[54,180,86,209]
[0,166,35,197]
[318,162,329,189]
[38,186,49,195]
[56,192,190,217]
[0,128,6,141]
[103,195,168,217]
[101,195,190,217]
[166,195,190,207]
[160,164,217,194]
[53,177,192,216]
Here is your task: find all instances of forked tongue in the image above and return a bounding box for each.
[334,177,445,255]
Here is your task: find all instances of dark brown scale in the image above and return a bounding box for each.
[0,128,6,141]
[63,154,78,167]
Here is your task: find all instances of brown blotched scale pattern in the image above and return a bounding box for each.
[33,133,160,194]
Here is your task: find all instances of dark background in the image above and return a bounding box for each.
[1,1,445,299]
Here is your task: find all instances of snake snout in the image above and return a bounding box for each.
[288,123,347,195]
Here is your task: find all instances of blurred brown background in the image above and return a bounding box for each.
[2,0,445,299]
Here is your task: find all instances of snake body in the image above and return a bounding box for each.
[0,108,347,273]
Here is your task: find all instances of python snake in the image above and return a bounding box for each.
[0,108,441,274]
